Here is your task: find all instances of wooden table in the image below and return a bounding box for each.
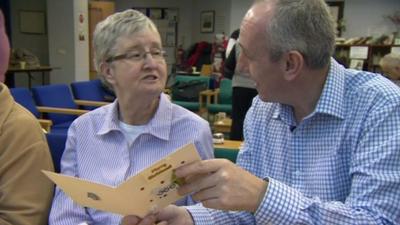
[176,71,201,76]
[213,117,232,133]
[213,140,242,150]
[213,140,242,162]
[6,66,56,88]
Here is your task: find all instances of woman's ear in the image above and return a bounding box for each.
[100,62,115,84]
[283,51,303,81]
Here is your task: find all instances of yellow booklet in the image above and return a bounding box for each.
[43,143,200,217]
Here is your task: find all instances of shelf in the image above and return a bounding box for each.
[334,44,399,72]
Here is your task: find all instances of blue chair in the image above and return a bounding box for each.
[10,87,69,134]
[10,87,41,118]
[46,133,67,173]
[71,79,113,110]
[31,84,88,134]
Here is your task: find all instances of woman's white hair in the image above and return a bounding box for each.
[93,9,158,72]
[92,9,159,90]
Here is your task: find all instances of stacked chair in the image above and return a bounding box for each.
[205,78,232,115]
[11,81,111,175]
[45,133,67,173]
[170,75,210,112]
[31,84,89,134]
[10,83,107,134]
[10,87,53,132]
[70,79,113,110]
[10,87,86,134]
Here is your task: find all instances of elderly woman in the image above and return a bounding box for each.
[49,9,213,225]
[379,53,400,86]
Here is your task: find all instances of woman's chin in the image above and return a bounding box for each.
[142,86,163,96]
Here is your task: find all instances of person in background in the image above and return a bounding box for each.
[0,10,54,225]
[224,29,257,140]
[379,53,400,86]
[49,9,213,225]
[225,29,239,59]
[122,0,400,224]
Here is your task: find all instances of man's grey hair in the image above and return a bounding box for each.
[254,0,336,69]
[93,9,159,80]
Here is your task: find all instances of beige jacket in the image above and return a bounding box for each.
[0,83,54,225]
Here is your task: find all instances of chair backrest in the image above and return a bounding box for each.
[200,64,212,76]
[46,133,67,173]
[171,75,210,102]
[71,79,107,101]
[218,78,232,104]
[71,79,108,110]
[31,84,78,125]
[9,87,40,118]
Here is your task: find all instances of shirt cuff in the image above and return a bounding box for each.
[185,204,214,225]
[254,178,306,224]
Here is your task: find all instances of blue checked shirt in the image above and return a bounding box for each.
[187,59,400,224]
[49,93,214,225]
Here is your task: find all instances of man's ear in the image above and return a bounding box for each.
[283,51,303,81]
[394,65,400,79]
[100,62,115,84]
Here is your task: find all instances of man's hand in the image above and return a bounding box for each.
[121,205,193,225]
[175,159,268,212]
[156,205,194,225]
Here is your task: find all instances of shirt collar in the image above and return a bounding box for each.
[273,58,346,122]
[97,93,172,141]
[97,100,120,135]
[313,58,345,119]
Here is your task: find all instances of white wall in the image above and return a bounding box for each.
[10,0,48,87]
[190,0,231,43]
[10,0,48,65]
[116,0,231,45]
[341,0,400,38]
[73,0,89,82]
[115,0,194,49]
[47,0,89,85]
[228,0,252,35]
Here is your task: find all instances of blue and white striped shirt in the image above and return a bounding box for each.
[187,59,400,224]
[49,93,214,225]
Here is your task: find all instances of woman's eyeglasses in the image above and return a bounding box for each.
[106,49,167,63]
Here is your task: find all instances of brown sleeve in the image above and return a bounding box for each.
[0,104,54,225]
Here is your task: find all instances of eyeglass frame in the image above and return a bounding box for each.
[105,49,167,63]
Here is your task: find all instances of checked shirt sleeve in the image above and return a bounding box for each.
[253,102,400,224]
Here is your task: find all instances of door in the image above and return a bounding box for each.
[88,1,115,80]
